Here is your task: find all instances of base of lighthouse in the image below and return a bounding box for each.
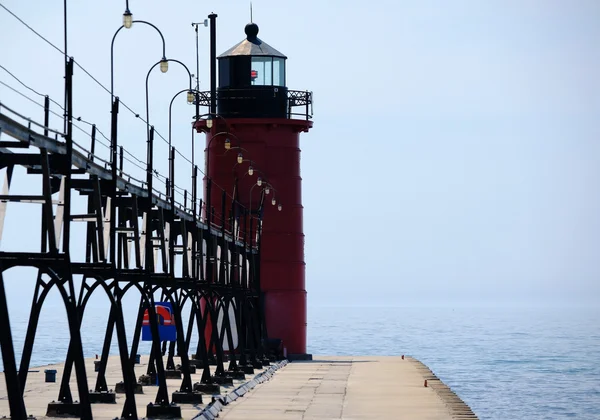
[264,289,311,360]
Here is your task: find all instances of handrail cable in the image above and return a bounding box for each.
[0,2,248,205]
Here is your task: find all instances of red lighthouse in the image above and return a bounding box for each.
[195,22,313,358]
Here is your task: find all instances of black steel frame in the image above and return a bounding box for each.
[0,57,268,419]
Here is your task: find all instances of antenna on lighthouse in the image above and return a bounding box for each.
[250,2,253,23]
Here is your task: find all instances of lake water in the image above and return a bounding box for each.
[309,306,600,420]
[2,303,599,419]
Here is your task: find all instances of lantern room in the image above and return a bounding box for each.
[217,22,289,118]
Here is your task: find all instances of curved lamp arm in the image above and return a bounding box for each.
[111,20,168,99]
[146,58,194,139]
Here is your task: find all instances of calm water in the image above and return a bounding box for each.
[308,306,600,420]
[2,304,599,419]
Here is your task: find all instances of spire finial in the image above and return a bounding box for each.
[250,2,253,23]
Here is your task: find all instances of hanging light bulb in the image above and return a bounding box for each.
[278,204,282,211]
[224,138,231,150]
[237,152,243,164]
[265,187,270,195]
[257,177,262,187]
[160,58,169,73]
[123,10,133,28]
[206,117,213,128]
[271,197,276,206]
[187,90,195,104]
[248,166,254,176]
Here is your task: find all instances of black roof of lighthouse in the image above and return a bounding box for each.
[218,23,287,59]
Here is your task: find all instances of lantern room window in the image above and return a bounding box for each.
[273,58,285,86]
[248,57,285,87]
[251,57,272,85]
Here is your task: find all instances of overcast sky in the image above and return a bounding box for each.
[1,0,599,308]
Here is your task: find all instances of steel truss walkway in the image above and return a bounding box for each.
[0,58,269,419]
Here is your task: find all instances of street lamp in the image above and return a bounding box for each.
[123,1,133,28]
[247,180,283,247]
[248,180,266,221]
[148,57,193,143]
[204,130,241,224]
[110,18,168,183]
[145,58,194,222]
[160,59,169,73]
[231,159,257,178]
[186,90,195,103]
[168,87,200,210]
[196,112,230,132]
[111,20,167,99]
[205,131,242,175]
[263,183,282,210]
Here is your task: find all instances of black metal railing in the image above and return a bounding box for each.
[194,89,313,120]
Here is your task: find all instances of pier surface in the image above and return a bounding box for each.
[219,356,476,420]
[0,355,259,419]
[0,355,476,419]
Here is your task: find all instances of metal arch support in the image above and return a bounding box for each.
[0,95,267,418]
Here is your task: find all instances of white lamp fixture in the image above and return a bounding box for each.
[123,10,133,28]
[237,152,243,164]
[271,197,276,206]
[278,204,282,211]
[206,117,213,128]
[265,187,270,195]
[187,90,194,104]
[224,138,231,150]
[160,58,169,73]
[257,177,262,187]
[248,166,254,176]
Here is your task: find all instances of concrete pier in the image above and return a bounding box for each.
[217,356,477,420]
[0,355,477,419]
[0,355,264,419]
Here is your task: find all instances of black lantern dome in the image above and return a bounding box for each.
[217,23,288,118]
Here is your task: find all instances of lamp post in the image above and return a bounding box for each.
[232,159,256,177]
[109,19,168,211]
[248,180,276,222]
[254,182,282,210]
[122,0,133,28]
[108,17,169,271]
[195,112,235,133]
[144,58,193,280]
[265,184,282,210]
[248,181,262,249]
[167,88,198,211]
[111,20,167,100]
[230,159,256,199]
[229,159,258,240]
[204,130,242,224]
[247,181,283,248]
[145,58,193,196]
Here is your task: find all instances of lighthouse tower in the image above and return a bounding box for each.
[195,22,313,357]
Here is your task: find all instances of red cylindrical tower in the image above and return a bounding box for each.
[195,22,312,357]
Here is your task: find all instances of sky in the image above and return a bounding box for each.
[0,0,599,308]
